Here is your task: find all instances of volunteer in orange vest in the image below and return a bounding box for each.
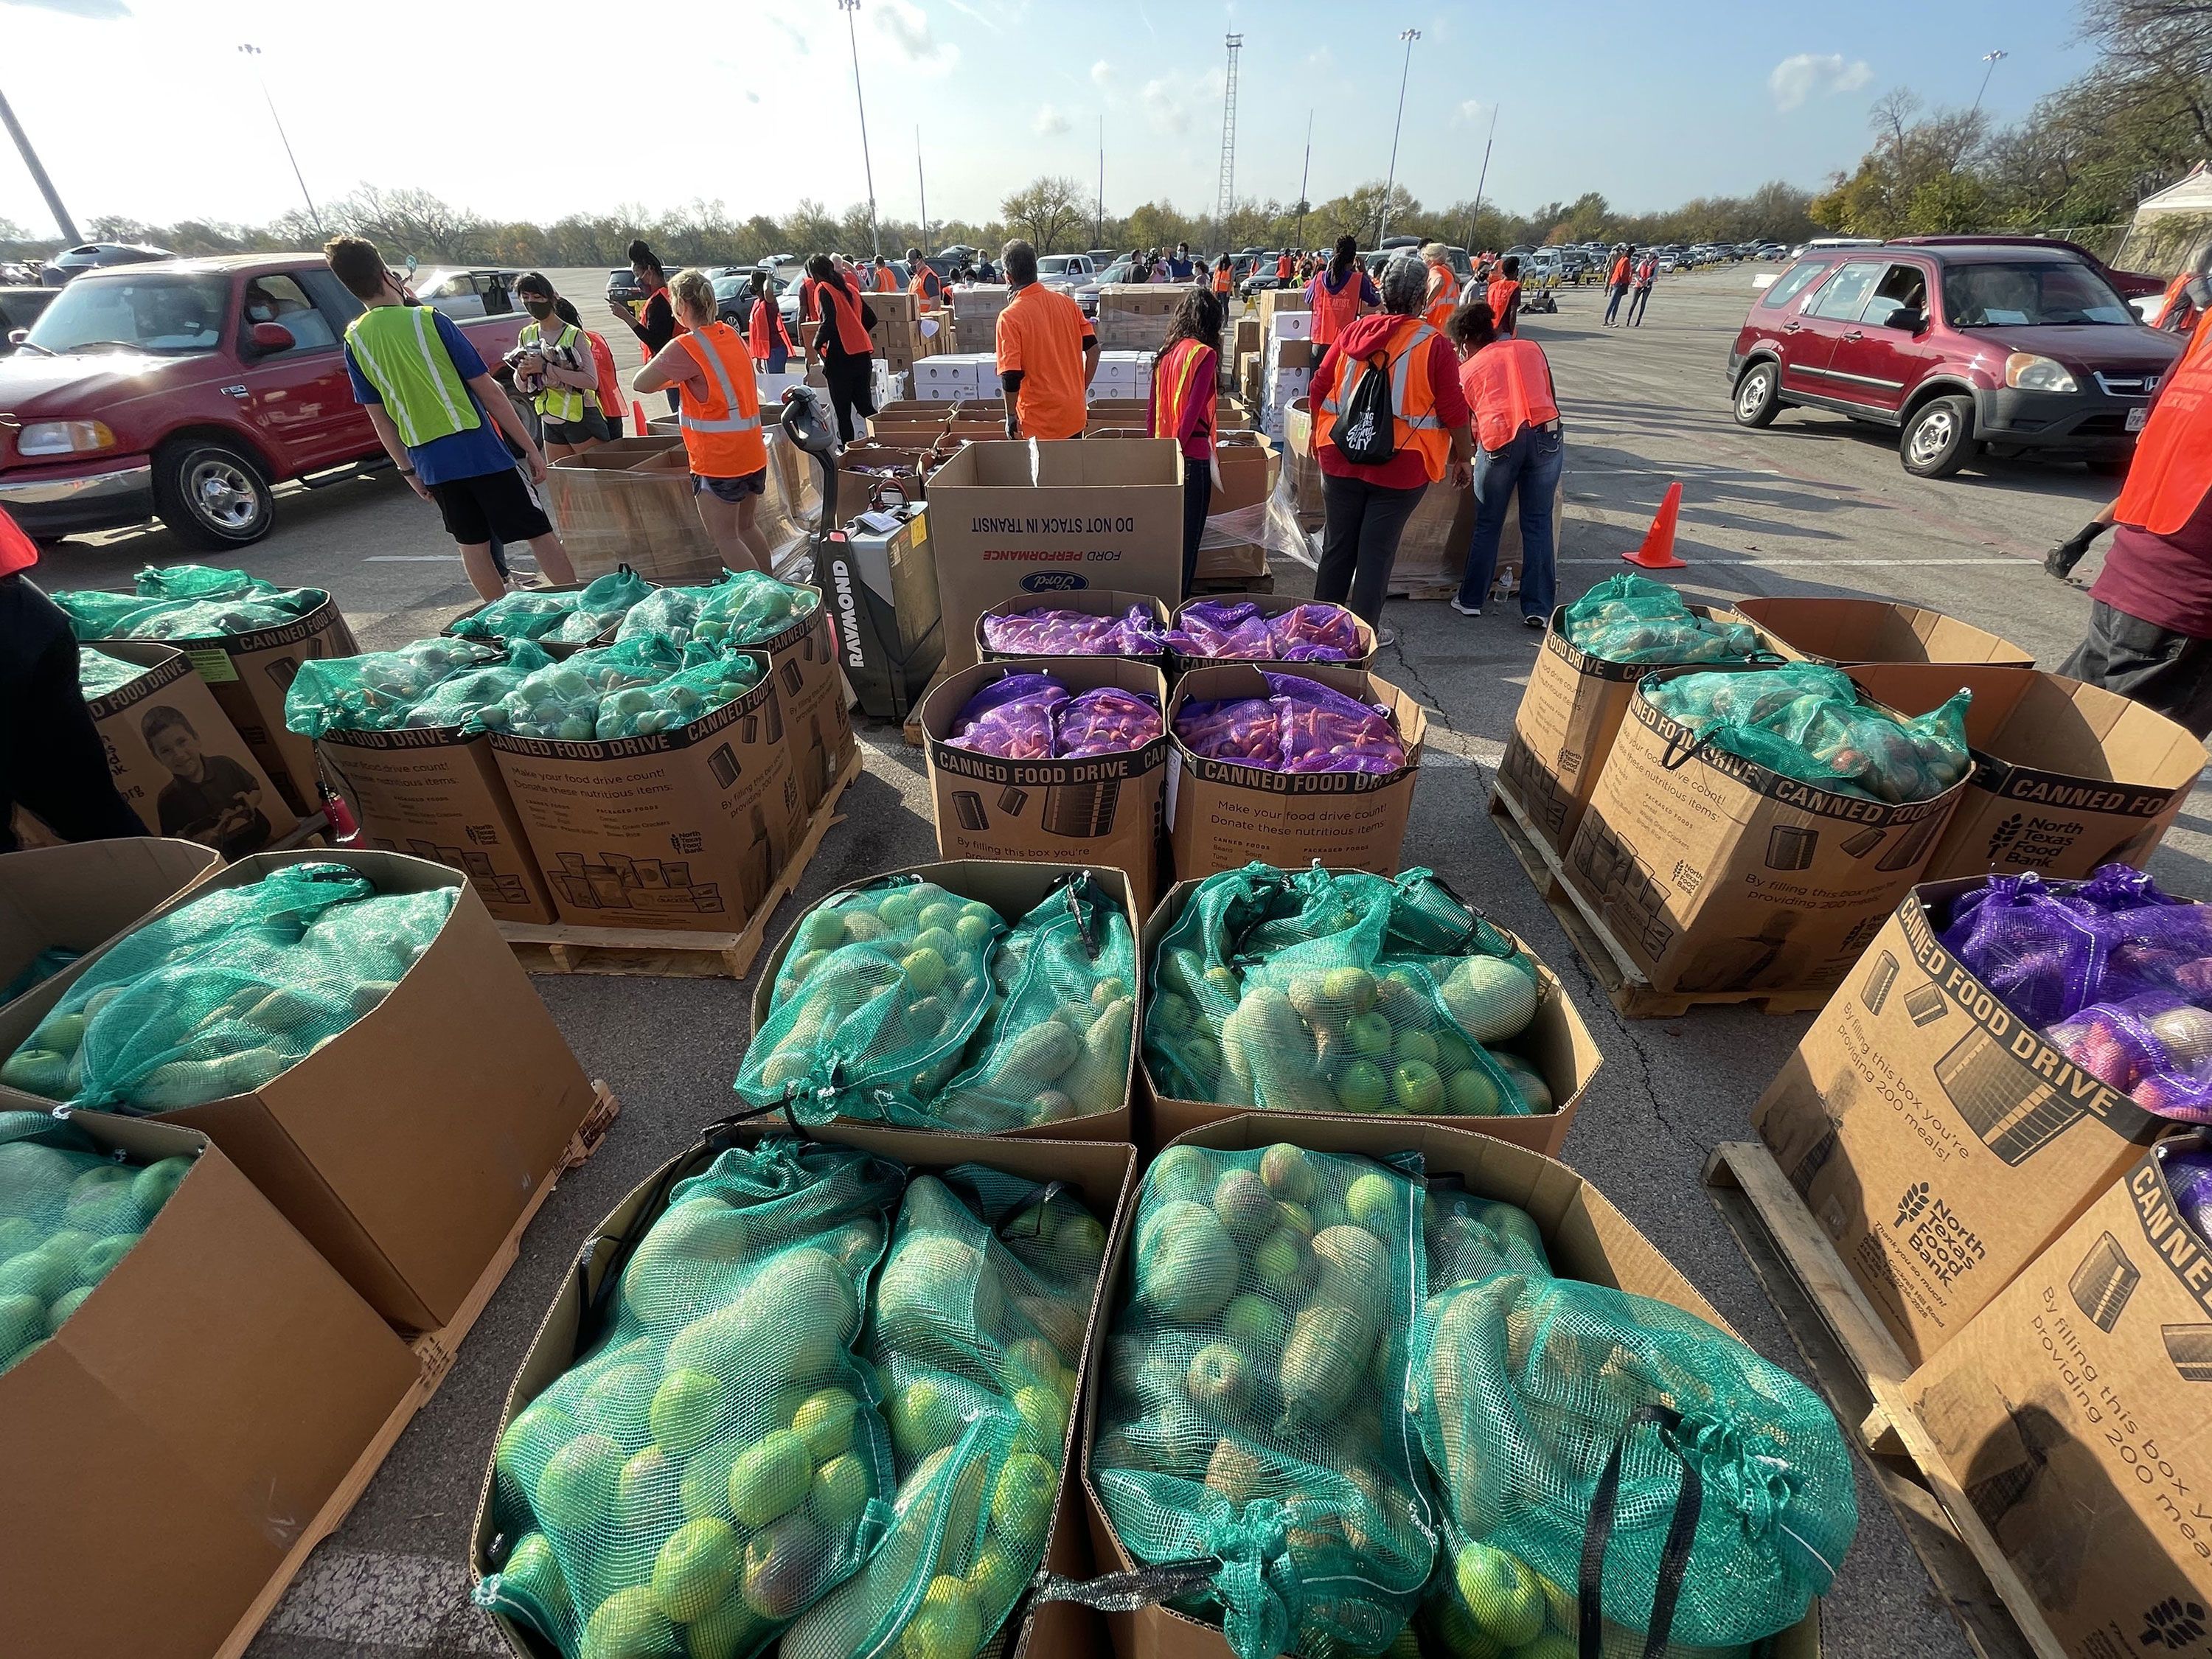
[2057,335,2212,734]
[634,270,774,574]
[748,278,796,374]
[1422,243,1462,331]
[1447,300,1562,626]
[872,255,899,293]
[906,246,945,313]
[801,253,880,445]
[2154,267,2211,335]
[1149,286,1227,596]
[1276,250,1294,284]
[1486,255,1524,337]
[995,237,1099,442]
[0,507,145,850]
[1603,246,1635,326]
[1305,235,1380,346]
[1310,254,1475,637]
[1213,254,1234,299]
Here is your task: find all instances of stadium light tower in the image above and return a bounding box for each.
[1379,28,1421,243]
[837,0,882,257]
[1217,34,1242,226]
[1971,48,2008,116]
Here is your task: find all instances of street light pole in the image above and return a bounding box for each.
[917,125,928,256]
[837,0,882,258]
[1096,115,1105,248]
[1466,103,1498,251]
[1379,28,1420,243]
[0,83,77,245]
[1295,110,1312,251]
[1970,48,2008,116]
[238,45,321,233]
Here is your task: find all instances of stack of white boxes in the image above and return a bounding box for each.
[1087,349,1154,405]
[1262,310,1315,441]
[914,353,993,402]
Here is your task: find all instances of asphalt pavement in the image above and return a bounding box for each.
[41,265,2197,1659]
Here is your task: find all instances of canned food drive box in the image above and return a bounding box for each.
[1753,875,2170,1366]
[1732,597,2033,670]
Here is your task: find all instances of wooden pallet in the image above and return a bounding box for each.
[212,1079,622,1659]
[1486,784,1832,1018]
[1704,1141,2062,1659]
[498,751,860,979]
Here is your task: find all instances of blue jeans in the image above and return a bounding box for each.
[1603,283,1628,324]
[1460,422,1564,615]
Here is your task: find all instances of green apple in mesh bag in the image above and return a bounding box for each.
[616,1445,684,1540]
[650,1515,742,1623]
[535,1431,622,1534]
[810,1453,873,1530]
[500,1531,572,1625]
[740,1511,828,1618]
[1135,1200,1239,1324]
[727,1429,815,1528]
[578,1584,674,1659]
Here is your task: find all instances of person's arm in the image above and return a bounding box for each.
[1430,337,1475,487]
[997,310,1024,436]
[1359,273,1380,314]
[1000,370,1025,435]
[1082,327,1100,390]
[633,337,701,396]
[467,371,550,482]
[543,340,597,390]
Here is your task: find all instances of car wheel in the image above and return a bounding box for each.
[1900,395,1974,478]
[1733,361,1781,428]
[151,438,274,549]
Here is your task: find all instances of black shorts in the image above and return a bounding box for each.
[693,469,767,503]
[428,467,554,546]
[543,408,610,446]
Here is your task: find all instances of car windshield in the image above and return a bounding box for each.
[24,273,231,355]
[1038,257,1075,276]
[1944,261,2135,327]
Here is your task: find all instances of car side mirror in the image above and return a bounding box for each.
[248,321,296,353]
[1887,308,1926,335]
[6,328,26,347]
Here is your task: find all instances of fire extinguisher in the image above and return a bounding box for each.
[318,782,361,845]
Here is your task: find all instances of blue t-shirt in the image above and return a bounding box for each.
[344,307,517,487]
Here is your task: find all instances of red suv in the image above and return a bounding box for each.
[1726,240,2182,478]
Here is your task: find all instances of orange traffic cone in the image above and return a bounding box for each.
[633,398,649,434]
[1621,481,1687,570]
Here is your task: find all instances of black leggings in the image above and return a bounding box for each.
[822,353,877,445]
[1180,465,1214,599]
[1315,473,1425,627]
[0,574,145,850]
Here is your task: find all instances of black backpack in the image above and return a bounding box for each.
[1332,348,1398,466]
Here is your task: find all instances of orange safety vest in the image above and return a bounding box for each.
[1468,337,1559,451]
[1487,277,1521,331]
[748,297,793,364]
[1310,268,1363,345]
[816,273,873,356]
[1425,265,1461,331]
[1213,265,1232,295]
[1313,316,1452,482]
[2154,270,2197,333]
[874,266,897,292]
[1276,254,1293,280]
[584,329,624,421]
[2115,340,2212,537]
[672,321,767,479]
[1150,337,1214,451]
[910,268,942,313]
[1609,257,1630,288]
[0,506,36,579]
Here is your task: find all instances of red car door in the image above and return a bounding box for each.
[232,272,369,473]
[1784,260,1888,401]
[1822,260,1936,418]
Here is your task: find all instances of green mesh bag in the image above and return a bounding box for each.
[924,877,1137,1132]
[76,647,148,700]
[0,863,455,1112]
[616,573,820,650]
[477,1137,906,1659]
[1145,865,1543,1120]
[1093,1141,1437,1659]
[452,566,655,645]
[52,565,324,642]
[399,641,555,733]
[282,638,504,737]
[1411,1269,1857,1652]
[735,877,1009,1127]
[1562,574,1765,667]
[1424,1182,1553,1294]
[496,637,689,740]
[593,648,765,740]
[1643,664,1972,806]
[0,1110,195,1372]
[781,1168,1109,1659]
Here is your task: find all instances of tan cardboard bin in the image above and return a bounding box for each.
[1209,429,1271,515]
[1562,666,1967,1000]
[1733,597,2033,669]
[1753,875,2171,1366]
[1079,1113,1820,1659]
[470,1120,1135,1659]
[1165,593,1377,672]
[0,838,218,1003]
[754,603,860,818]
[925,438,1186,672]
[976,590,1175,673]
[1135,877,1602,1156]
[1850,664,2208,883]
[490,653,804,934]
[0,1116,420,1659]
[751,859,1146,1142]
[1166,664,1426,881]
[0,849,602,1331]
[1905,1138,2212,1657]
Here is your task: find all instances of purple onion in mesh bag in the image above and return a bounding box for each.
[2048,992,2212,1121]
[2165,1145,2212,1247]
[1175,672,1404,773]
[1169,599,1273,660]
[1941,865,2212,1026]
[948,672,1068,759]
[1268,602,1366,661]
[1059,686,1163,756]
[981,604,1166,656]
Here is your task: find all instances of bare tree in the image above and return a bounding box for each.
[1000,177,1088,254]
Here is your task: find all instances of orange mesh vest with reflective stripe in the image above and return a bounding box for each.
[674,322,767,478]
[1151,338,1214,450]
[748,299,793,365]
[1314,317,1451,481]
[2115,344,2212,537]
[1470,338,1559,451]
[1487,278,1521,330]
[1425,266,1461,331]
[818,274,872,355]
[1213,265,1231,294]
[1311,269,1363,345]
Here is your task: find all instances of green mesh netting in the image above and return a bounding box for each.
[1144,865,1545,1120]
[1562,574,1766,667]
[615,573,821,650]
[493,638,765,741]
[77,647,148,700]
[477,1138,907,1659]
[451,566,655,645]
[0,1110,195,1373]
[1094,1142,1436,1659]
[737,876,1138,1132]
[1641,664,1972,805]
[780,1168,1108,1659]
[282,638,505,737]
[51,565,324,641]
[1411,1267,1857,1652]
[399,641,555,732]
[597,650,767,741]
[0,863,455,1113]
[1423,1181,1554,1293]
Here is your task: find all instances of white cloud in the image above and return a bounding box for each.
[1141,77,1190,136]
[1138,68,1223,137]
[1305,47,1332,71]
[7,0,130,13]
[1768,52,1873,112]
[874,0,960,74]
[1090,58,1113,88]
[1033,103,1072,137]
[942,0,1001,29]
[771,18,810,56]
[1455,99,1487,126]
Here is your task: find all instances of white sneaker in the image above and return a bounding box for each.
[1374,624,1399,647]
[1450,599,1481,616]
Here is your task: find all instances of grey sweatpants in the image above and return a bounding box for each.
[2059,599,2212,737]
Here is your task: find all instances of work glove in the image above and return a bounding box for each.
[2045,519,2110,579]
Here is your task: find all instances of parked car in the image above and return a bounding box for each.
[38,243,175,288]
[0,287,58,355]
[1035,254,1097,292]
[0,254,529,547]
[605,268,642,309]
[712,273,759,329]
[408,267,526,318]
[1726,240,2182,478]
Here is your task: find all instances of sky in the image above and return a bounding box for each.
[0,0,2097,241]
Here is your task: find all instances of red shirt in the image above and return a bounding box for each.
[2092,483,2212,638]
[0,507,35,578]
[1310,314,1471,489]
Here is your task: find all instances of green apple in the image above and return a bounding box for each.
[535,1432,621,1533]
[1432,1031,1477,1076]
[1257,1144,1316,1204]
[649,1368,723,1457]
[1013,1382,1068,1453]
[911,926,961,961]
[1345,1172,1397,1232]
[1249,1227,1310,1292]
[810,1452,872,1531]
[889,1377,964,1462]
[917,901,961,936]
[681,1440,742,1524]
[1392,1060,1444,1115]
[1446,1067,1502,1115]
[798,908,848,952]
[874,893,919,933]
[741,1513,827,1618]
[129,1155,193,1217]
[954,912,993,950]
[728,1429,813,1528]
[580,1585,674,1659]
[44,1284,91,1334]
[651,1517,741,1623]
[1185,1342,1254,1415]
[685,1593,768,1659]
[577,1361,657,1443]
[902,947,948,995]
[1333,1060,1388,1113]
[900,1574,982,1659]
[1455,1541,1543,1647]
[1323,967,1377,1015]
[1211,1167,1276,1243]
[500,1531,571,1624]
[990,1449,1057,1555]
[618,1444,683,1537]
[495,1402,578,1498]
[1221,1293,1287,1354]
[72,1231,139,1289]
[1346,1012,1394,1055]
[967,1542,1028,1613]
[1395,1029,1439,1068]
[791,1387,858,1461]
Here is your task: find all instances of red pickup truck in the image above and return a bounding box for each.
[0,254,528,549]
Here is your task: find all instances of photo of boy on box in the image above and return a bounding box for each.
[143,704,272,860]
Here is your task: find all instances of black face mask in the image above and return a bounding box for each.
[524,299,555,319]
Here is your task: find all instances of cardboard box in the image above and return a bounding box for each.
[1753,876,2172,1365]
[0,1116,420,1659]
[1733,597,2034,669]
[1079,1113,1820,1659]
[824,498,945,721]
[316,728,558,924]
[1136,883,1601,1155]
[75,640,299,855]
[0,838,218,1004]
[757,603,860,817]
[1256,288,1310,328]
[1562,666,1968,999]
[920,663,1169,920]
[1237,349,1262,408]
[976,589,1174,672]
[1497,605,1768,859]
[1905,1137,2212,1657]
[0,849,601,1331]
[839,442,935,506]
[1849,664,2208,883]
[925,439,1186,672]
[490,655,802,934]
[1166,664,1425,880]
[548,437,727,588]
[1234,313,1261,362]
[1211,430,1271,515]
[1166,593,1375,672]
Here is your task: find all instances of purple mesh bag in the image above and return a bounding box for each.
[1940,866,2212,1026]
[2049,992,2212,1121]
[1174,672,1405,773]
[1168,599,1273,660]
[1175,694,1281,766]
[2164,1144,2212,1247]
[981,604,1166,656]
[947,672,1069,759]
[1268,602,1366,661]
[1059,686,1163,756]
